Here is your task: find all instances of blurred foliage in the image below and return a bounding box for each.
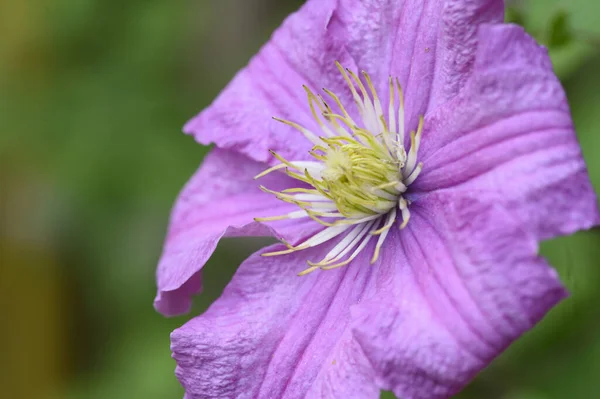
[546,10,573,50]
[0,1,599,398]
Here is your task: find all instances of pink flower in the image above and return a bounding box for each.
[155,1,599,398]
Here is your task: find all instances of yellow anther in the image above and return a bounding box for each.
[254,163,287,179]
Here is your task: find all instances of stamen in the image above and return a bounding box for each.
[404,131,418,176]
[404,162,423,186]
[388,77,396,135]
[395,181,408,193]
[273,117,321,145]
[346,69,379,134]
[304,86,336,137]
[307,211,344,218]
[305,213,336,227]
[281,188,324,196]
[254,209,308,222]
[262,244,309,257]
[266,153,326,179]
[320,231,374,271]
[332,214,382,226]
[322,112,360,133]
[308,221,373,267]
[362,71,385,132]
[335,62,363,111]
[319,95,352,137]
[379,114,395,154]
[396,145,407,168]
[307,202,339,210]
[254,163,287,179]
[416,115,424,147]
[371,209,396,264]
[301,223,353,248]
[398,197,411,229]
[298,266,320,276]
[396,78,405,146]
[284,169,314,186]
[254,63,425,274]
[404,116,424,176]
[322,88,357,128]
[370,208,397,236]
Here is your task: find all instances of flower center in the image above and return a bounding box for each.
[254,62,424,275]
[320,136,402,218]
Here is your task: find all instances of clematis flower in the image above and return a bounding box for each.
[155,0,600,398]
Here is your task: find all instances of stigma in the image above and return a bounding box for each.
[254,62,424,275]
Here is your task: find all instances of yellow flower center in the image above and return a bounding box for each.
[319,135,402,218]
[254,62,424,275]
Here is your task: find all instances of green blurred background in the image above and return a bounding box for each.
[1,1,599,398]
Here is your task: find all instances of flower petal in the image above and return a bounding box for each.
[351,191,567,399]
[171,240,380,399]
[336,0,504,130]
[184,0,348,164]
[414,24,600,239]
[184,0,503,164]
[170,190,564,398]
[155,148,317,316]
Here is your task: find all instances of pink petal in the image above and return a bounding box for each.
[154,148,317,316]
[336,0,503,131]
[171,240,380,399]
[184,0,346,164]
[352,191,567,398]
[414,24,600,239]
[170,190,565,398]
[184,0,503,163]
